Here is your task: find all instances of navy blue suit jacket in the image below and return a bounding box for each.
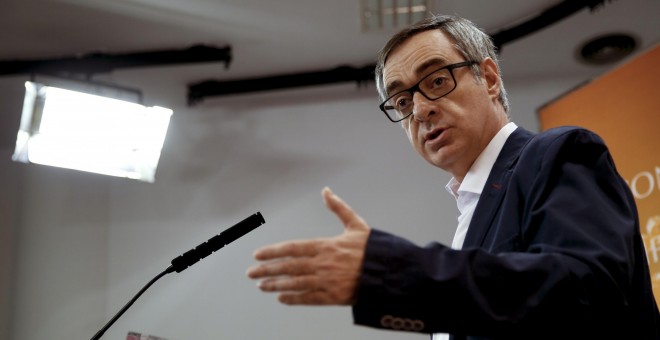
[352,126,660,339]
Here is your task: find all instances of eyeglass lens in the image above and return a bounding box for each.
[385,67,456,121]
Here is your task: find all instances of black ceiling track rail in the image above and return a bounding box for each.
[187,65,375,105]
[491,0,614,49]
[0,44,231,77]
[186,0,614,105]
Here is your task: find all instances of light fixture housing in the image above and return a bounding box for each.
[578,33,637,65]
[13,81,173,183]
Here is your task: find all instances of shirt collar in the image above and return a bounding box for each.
[445,122,518,198]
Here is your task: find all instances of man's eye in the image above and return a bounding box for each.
[432,76,446,87]
[395,97,410,109]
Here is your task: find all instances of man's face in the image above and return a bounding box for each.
[382,30,507,181]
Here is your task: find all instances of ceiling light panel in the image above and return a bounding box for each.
[13,82,173,183]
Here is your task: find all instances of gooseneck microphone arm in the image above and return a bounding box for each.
[91,212,266,340]
[91,266,173,340]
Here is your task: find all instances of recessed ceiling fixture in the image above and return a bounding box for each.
[578,33,637,65]
[360,0,432,32]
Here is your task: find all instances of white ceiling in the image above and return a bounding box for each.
[2,0,659,82]
[0,0,658,146]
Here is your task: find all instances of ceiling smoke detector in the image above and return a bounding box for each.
[578,33,637,65]
[360,0,432,32]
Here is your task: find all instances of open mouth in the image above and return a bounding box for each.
[426,129,444,143]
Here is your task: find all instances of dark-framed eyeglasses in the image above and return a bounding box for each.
[379,60,479,123]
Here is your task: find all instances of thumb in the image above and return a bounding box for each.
[322,187,368,231]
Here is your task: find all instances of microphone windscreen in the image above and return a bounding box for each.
[170,212,265,273]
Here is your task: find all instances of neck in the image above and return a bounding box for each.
[451,116,510,182]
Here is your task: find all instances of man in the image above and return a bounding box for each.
[247,15,660,339]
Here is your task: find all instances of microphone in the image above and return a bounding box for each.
[91,212,266,340]
[170,211,265,272]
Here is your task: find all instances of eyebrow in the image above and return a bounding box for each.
[384,57,449,96]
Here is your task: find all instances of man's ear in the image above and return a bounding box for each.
[481,57,501,101]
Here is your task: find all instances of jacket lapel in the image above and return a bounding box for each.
[461,127,535,248]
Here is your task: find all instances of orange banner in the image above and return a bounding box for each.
[538,44,660,303]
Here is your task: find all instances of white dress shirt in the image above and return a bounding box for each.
[432,122,517,340]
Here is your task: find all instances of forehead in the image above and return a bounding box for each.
[382,30,460,91]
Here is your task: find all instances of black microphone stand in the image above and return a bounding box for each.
[90,212,265,340]
[91,266,174,340]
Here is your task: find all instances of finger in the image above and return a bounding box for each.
[322,187,366,230]
[278,290,346,305]
[247,258,314,279]
[253,239,319,261]
[257,275,318,292]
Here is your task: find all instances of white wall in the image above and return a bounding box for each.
[0,69,588,340]
[0,150,20,340]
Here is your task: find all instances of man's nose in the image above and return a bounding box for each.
[411,91,436,122]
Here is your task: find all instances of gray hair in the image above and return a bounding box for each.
[375,14,510,112]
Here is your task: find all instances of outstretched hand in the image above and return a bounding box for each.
[247,187,371,305]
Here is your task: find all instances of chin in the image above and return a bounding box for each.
[425,156,446,169]
[426,150,454,171]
